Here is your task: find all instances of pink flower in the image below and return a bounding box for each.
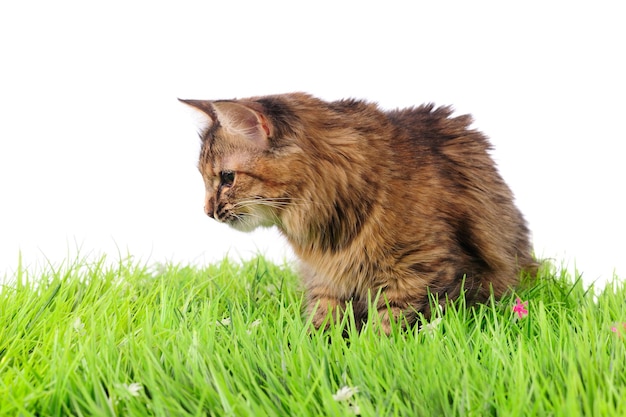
[611,323,626,336]
[512,298,529,319]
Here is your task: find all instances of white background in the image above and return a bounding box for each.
[1,1,624,287]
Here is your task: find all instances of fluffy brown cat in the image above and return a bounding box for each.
[181,92,535,333]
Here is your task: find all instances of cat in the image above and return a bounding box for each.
[180,92,536,334]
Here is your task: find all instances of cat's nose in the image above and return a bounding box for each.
[204,198,215,218]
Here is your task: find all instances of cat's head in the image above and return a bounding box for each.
[180,97,303,232]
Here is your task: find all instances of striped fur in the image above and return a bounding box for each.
[181,93,536,333]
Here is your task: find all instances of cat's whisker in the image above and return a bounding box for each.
[233,201,286,211]
[233,200,289,212]
[233,197,332,210]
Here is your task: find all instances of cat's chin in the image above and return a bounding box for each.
[228,221,259,233]
[226,217,272,233]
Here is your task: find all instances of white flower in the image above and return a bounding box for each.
[246,319,262,335]
[124,382,143,397]
[72,317,85,334]
[419,317,442,335]
[333,386,359,402]
[111,382,143,404]
[217,317,231,326]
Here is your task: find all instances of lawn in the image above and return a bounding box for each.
[1,255,624,416]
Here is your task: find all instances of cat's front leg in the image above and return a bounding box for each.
[376,291,422,335]
[306,286,346,330]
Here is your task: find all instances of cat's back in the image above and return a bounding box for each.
[384,104,489,154]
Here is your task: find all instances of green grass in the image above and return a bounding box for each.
[1,256,625,416]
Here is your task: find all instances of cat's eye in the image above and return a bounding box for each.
[220,170,235,186]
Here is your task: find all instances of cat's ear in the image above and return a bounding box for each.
[179,99,271,148]
[211,101,271,149]
[178,99,219,133]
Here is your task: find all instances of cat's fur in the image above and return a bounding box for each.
[181,92,535,333]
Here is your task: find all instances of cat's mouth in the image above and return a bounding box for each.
[213,206,251,231]
[223,214,259,233]
[214,210,239,227]
[216,206,275,233]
